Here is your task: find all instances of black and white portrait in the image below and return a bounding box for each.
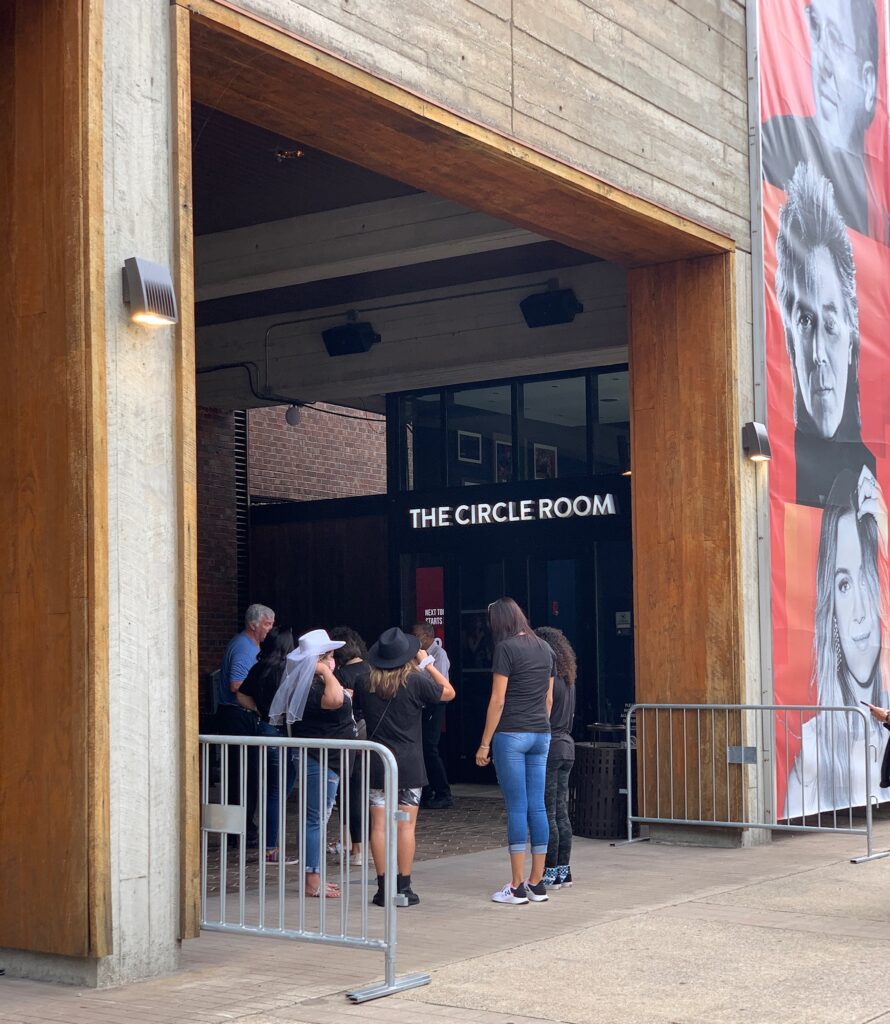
[762,0,879,237]
[775,162,875,507]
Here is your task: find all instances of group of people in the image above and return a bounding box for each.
[216,597,577,906]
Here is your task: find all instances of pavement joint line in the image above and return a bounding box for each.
[402,995,572,1023]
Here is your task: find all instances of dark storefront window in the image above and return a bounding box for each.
[400,392,442,490]
[394,366,628,492]
[521,375,587,480]
[446,385,512,487]
[592,370,630,475]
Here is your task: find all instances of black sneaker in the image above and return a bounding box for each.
[491,882,529,904]
[524,879,549,902]
[558,867,573,888]
[425,794,453,810]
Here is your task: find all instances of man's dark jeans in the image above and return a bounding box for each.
[544,757,573,868]
[421,703,451,798]
[216,704,260,841]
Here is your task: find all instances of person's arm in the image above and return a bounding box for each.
[545,676,554,717]
[415,648,455,701]
[475,674,508,766]
[318,661,345,709]
[236,690,258,712]
[228,642,257,694]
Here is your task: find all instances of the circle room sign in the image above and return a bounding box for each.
[408,493,617,529]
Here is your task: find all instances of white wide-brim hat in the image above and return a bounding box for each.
[268,629,344,726]
[295,628,345,659]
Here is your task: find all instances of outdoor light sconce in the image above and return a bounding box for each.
[519,283,584,328]
[122,256,178,326]
[321,313,381,357]
[742,421,771,462]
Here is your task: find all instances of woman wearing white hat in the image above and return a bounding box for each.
[354,627,455,907]
[269,628,351,898]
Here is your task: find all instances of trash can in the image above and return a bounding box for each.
[569,740,635,840]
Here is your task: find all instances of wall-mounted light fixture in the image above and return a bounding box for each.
[519,281,583,328]
[122,257,178,326]
[285,404,302,426]
[321,313,381,357]
[742,421,771,462]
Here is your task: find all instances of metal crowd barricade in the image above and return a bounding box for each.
[199,734,431,1003]
[624,704,889,864]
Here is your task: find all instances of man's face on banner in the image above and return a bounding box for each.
[788,245,853,438]
[806,0,874,151]
[834,512,880,684]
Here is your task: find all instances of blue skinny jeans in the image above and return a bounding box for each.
[492,731,551,854]
[305,756,340,873]
[258,722,296,852]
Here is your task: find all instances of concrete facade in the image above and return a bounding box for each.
[3,0,760,988]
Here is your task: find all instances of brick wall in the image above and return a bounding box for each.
[248,403,387,501]
[196,407,240,701]
[196,402,388,693]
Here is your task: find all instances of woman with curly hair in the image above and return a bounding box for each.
[535,626,577,890]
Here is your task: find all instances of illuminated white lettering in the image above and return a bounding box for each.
[554,497,573,518]
[409,509,422,528]
[439,506,452,527]
[421,508,437,528]
[455,505,470,525]
[507,501,521,522]
[592,494,616,515]
[572,496,592,517]
[492,502,508,523]
[477,503,492,525]
[520,499,535,521]
[539,498,554,519]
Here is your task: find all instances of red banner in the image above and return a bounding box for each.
[760,0,890,815]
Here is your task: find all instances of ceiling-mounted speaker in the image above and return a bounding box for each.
[321,321,381,357]
[519,287,583,329]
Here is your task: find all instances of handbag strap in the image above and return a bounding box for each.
[368,697,393,742]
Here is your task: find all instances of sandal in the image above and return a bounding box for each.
[305,881,341,898]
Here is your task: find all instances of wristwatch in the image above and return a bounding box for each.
[418,655,434,671]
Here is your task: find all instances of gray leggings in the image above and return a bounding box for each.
[544,758,573,868]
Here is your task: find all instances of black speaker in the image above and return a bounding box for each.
[519,288,583,328]
[321,321,381,356]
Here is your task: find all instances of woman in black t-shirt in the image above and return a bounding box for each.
[476,598,554,906]
[535,626,576,891]
[353,627,454,907]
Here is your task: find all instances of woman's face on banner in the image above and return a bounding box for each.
[789,245,852,438]
[834,511,880,684]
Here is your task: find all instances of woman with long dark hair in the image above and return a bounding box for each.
[476,598,554,906]
[353,627,454,907]
[238,626,296,863]
[330,625,371,866]
[535,626,576,890]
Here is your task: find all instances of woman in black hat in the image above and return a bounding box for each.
[353,626,455,906]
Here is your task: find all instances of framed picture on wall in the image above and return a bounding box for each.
[494,436,513,483]
[457,430,483,464]
[533,442,558,480]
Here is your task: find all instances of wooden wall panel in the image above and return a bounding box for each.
[0,0,109,956]
[628,254,745,822]
[250,514,391,644]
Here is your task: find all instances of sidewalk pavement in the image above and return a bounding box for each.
[3,819,890,1024]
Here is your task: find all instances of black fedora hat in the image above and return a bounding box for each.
[368,627,421,669]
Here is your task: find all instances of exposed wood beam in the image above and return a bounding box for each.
[196,192,544,301]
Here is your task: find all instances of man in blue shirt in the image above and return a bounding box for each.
[217,604,275,845]
[413,622,453,809]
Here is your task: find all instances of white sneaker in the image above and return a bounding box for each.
[491,882,529,905]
